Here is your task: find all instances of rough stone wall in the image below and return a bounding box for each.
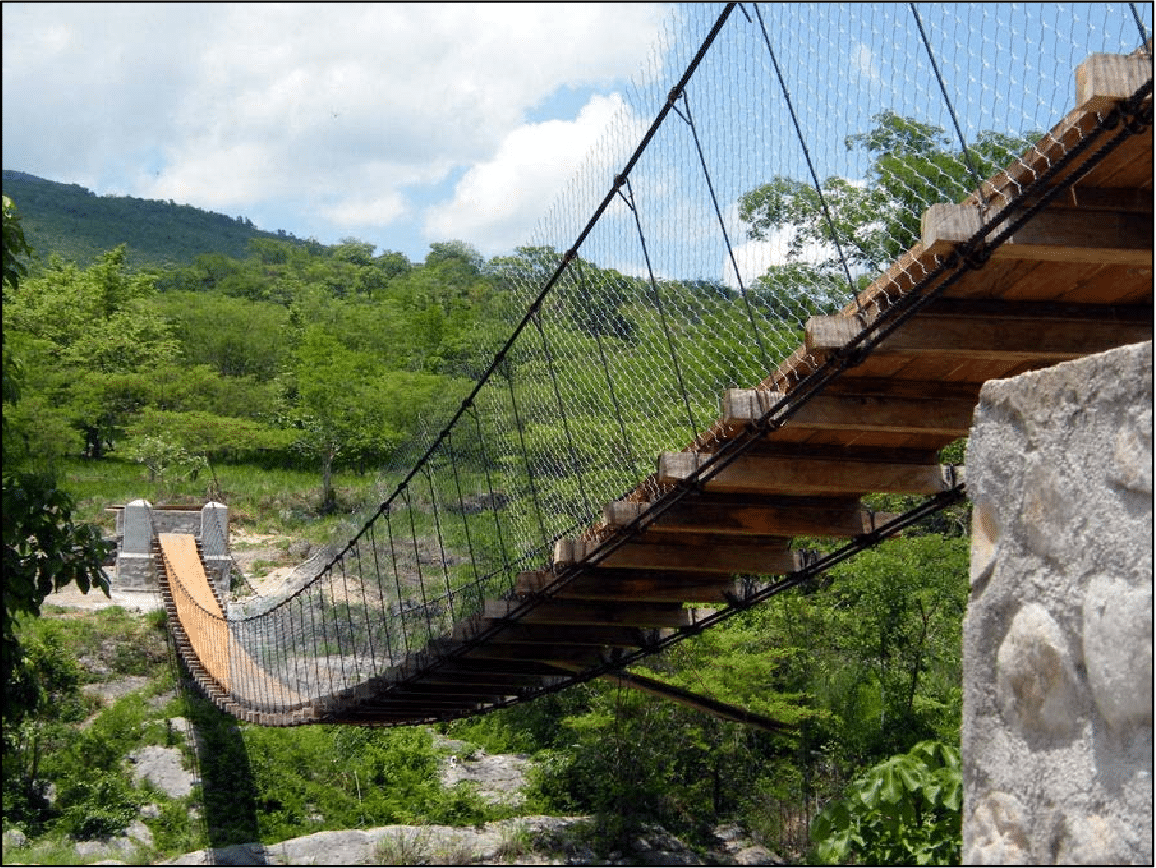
[963,341,1152,864]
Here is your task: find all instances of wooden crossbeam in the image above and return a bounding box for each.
[461,643,608,665]
[721,388,976,435]
[818,377,984,400]
[658,450,958,496]
[386,683,518,700]
[922,201,1152,265]
[345,694,492,710]
[419,672,560,690]
[461,622,657,647]
[484,598,714,629]
[602,495,893,538]
[806,301,1152,361]
[553,535,800,573]
[518,568,766,603]
[1075,52,1154,114]
[427,656,575,678]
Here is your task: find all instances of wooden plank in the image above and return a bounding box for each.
[461,643,606,666]
[1047,186,1154,212]
[429,657,576,678]
[818,377,983,400]
[518,569,767,604]
[602,495,893,538]
[419,671,558,689]
[461,621,657,647]
[658,451,957,497]
[387,683,518,700]
[555,536,801,574]
[806,305,1152,361]
[1075,53,1153,114]
[1077,135,1154,189]
[158,533,304,710]
[484,598,714,629]
[922,202,1152,266]
[351,695,492,710]
[722,388,975,436]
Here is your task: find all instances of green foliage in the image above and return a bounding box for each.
[811,740,962,865]
[2,169,311,270]
[739,111,1040,276]
[127,434,208,493]
[57,771,142,840]
[150,291,291,379]
[169,712,499,848]
[2,473,112,722]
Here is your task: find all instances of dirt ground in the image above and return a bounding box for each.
[42,528,300,614]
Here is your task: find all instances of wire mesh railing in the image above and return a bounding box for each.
[159,2,1151,721]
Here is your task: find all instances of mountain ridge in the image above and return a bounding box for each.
[2,169,310,270]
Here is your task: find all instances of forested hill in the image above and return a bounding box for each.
[1,169,309,270]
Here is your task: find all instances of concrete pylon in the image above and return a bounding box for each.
[116,499,156,590]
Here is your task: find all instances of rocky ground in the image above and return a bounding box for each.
[6,718,780,866]
[24,538,785,865]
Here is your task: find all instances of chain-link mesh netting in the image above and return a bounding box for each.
[159,3,1151,720]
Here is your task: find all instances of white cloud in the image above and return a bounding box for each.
[851,42,881,84]
[2,3,668,255]
[724,226,841,289]
[422,93,640,254]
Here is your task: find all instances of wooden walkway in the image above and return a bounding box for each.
[161,47,1152,727]
[322,46,1150,726]
[156,533,309,723]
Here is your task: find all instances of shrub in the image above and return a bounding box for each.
[57,771,140,840]
[811,740,962,865]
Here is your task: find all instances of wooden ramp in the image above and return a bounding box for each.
[156,533,311,725]
[315,46,1152,726]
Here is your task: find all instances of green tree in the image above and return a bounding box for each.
[2,196,111,726]
[124,407,294,497]
[287,329,457,510]
[152,290,290,380]
[738,111,1039,276]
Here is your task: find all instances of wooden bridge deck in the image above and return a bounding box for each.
[156,533,310,723]
[322,46,1150,726]
[162,47,1152,727]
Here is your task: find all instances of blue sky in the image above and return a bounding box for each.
[3,3,1149,276]
[2,2,670,263]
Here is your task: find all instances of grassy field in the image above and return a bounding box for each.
[59,456,395,544]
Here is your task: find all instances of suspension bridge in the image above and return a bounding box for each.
[153,4,1153,728]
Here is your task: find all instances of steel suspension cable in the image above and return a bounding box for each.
[367,523,394,666]
[573,258,639,480]
[423,464,455,623]
[352,541,377,674]
[444,429,488,617]
[910,3,989,208]
[620,176,700,440]
[402,485,433,645]
[384,510,409,658]
[532,310,593,519]
[750,2,859,304]
[503,366,552,553]
[1130,3,1152,52]
[469,405,514,582]
[670,88,771,371]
